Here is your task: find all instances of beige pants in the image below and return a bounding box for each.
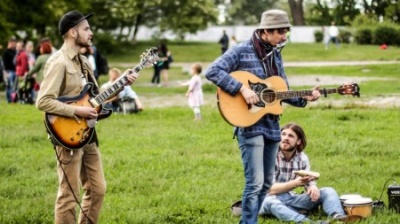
[55,143,106,224]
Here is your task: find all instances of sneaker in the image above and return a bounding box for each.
[310,221,330,224]
[332,213,362,223]
[296,220,329,224]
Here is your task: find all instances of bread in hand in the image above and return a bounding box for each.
[293,170,320,179]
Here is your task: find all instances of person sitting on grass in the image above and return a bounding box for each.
[258,123,361,224]
[101,68,143,113]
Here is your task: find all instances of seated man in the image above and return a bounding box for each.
[101,68,143,113]
[259,123,360,223]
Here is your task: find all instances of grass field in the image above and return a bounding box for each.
[1,42,400,223]
[107,41,400,64]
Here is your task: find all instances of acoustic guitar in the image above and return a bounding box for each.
[217,71,360,127]
[44,48,159,150]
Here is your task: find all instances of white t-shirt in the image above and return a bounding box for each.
[329,25,339,37]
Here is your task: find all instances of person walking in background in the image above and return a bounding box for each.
[26,41,52,102]
[15,40,30,103]
[218,30,229,54]
[80,46,96,78]
[230,35,239,49]
[25,40,36,70]
[159,42,171,87]
[36,11,138,224]
[36,37,57,56]
[326,21,340,49]
[206,9,321,224]
[180,63,204,121]
[151,61,161,87]
[259,123,360,223]
[2,38,17,103]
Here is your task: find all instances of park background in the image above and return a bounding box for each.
[1,0,400,223]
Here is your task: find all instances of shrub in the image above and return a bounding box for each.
[93,31,119,55]
[355,28,373,45]
[339,29,353,44]
[314,30,323,43]
[373,25,398,46]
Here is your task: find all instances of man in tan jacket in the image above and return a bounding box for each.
[36,11,137,224]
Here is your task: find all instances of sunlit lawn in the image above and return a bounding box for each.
[1,42,400,223]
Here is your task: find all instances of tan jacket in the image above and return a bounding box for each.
[36,44,99,117]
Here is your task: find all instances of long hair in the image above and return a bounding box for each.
[281,123,307,152]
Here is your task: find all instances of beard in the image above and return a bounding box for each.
[75,32,90,48]
[279,142,296,152]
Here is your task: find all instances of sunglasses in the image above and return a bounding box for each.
[277,28,290,35]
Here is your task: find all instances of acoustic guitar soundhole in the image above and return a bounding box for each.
[263,89,275,103]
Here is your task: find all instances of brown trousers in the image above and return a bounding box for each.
[55,143,106,224]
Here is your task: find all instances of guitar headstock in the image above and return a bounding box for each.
[139,47,159,68]
[337,83,360,97]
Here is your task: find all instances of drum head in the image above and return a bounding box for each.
[340,194,362,201]
[344,197,372,205]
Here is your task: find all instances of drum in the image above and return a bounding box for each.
[340,194,363,205]
[343,197,373,218]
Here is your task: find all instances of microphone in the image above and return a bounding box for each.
[276,40,287,49]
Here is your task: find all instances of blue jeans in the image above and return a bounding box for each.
[5,70,16,103]
[237,133,279,224]
[259,187,345,222]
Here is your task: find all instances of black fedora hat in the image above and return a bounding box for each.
[58,11,94,35]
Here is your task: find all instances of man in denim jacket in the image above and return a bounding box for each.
[206,9,321,224]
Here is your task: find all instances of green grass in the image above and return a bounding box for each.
[108,41,222,64]
[285,64,400,78]
[1,42,400,223]
[107,41,400,64]
[1,103,400,223]
[282,43,400,62]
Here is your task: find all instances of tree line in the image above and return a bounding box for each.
[1,0,399,46]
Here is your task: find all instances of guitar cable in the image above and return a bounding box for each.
[376,178,397,204]
[54,148,94,224]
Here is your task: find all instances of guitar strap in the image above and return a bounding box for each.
[78,54,99,94]
[77,54,99,145]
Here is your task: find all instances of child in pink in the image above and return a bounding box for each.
[181,63,204,120]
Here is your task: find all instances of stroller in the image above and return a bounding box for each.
[15,75,36,104]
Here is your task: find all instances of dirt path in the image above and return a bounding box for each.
[132,60,400,109]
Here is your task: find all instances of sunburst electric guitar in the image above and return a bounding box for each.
[217,71,360,127]
[44,48,159,150]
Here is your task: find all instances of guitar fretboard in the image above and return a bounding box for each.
[94,65,143,105]
[262,88,338,101]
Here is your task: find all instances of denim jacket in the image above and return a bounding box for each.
[205,40,307,141]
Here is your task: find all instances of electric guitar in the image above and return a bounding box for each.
[44,48,159,150]
[217,71,360,127]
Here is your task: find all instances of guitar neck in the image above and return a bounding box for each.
[274,88,338,100]
[93,64,144,105]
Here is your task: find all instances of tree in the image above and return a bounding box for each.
[288,0,305,25]
[157,0,218,40]
[0,0,15,42]
[220,0,276,25]
[306,0,360,26]
[362,0,400,24]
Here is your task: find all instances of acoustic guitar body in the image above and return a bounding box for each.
[216,71,360,127]
[217,71,288,127]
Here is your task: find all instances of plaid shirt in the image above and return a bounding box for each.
[273,150,317,190]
